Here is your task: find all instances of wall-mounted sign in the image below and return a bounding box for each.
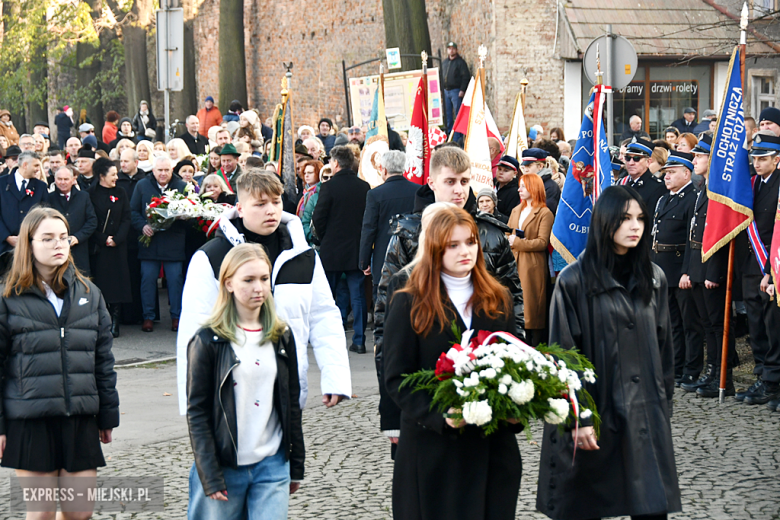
[349,68,443,131]
[386,48,401,70]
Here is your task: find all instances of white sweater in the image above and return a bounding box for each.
[441,272,474,329]
[231,328,282,466]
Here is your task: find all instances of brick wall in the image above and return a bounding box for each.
[188,0,567,134]
[493,0,565,133]
[241,0,388,129]
[193,0,220,108]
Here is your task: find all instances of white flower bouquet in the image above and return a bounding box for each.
[401,327,600,437]
[140,185,229,246]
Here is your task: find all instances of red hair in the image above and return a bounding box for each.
[519,173,546,211]
[302,160,323,183]
[399,207,510,335]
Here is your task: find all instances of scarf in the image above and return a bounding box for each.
[296,183,318,217]
[218,168,234,192]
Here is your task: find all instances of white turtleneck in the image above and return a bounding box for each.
[441,272,474,329]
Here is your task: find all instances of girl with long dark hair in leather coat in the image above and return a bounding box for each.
[537,186,680,520]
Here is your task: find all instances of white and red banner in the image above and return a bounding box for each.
[404,76,430,185]
[452,76,503,147]
[463,72,494,194]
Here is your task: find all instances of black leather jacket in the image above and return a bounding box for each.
[187,327,304,495]
[373,185,525,432]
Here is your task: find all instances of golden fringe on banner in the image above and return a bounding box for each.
[551,234,576,265]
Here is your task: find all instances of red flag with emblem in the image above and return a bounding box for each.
[403,76,430,184]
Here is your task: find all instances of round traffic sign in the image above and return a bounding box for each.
[583,35,638,90]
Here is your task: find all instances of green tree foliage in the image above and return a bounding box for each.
[0,0,94,111]
[0,0,126,124]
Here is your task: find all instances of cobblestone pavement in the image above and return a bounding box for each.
[2,391,778,519]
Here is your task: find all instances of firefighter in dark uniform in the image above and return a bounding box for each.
[679,134,738,397]
[651,150,703,388]
[735,130,780,407]
[610,148,624,182]
[619,137,667,214]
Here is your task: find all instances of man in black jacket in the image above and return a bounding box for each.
[619,115,651,142]
[313,145,371,353]
[0,151,49,256]
[735,131,780,407]
[671,107,697,135]
[442,42,470,134]
[373,146,525,448]
[130,155,187,333]
[117,148,147,325]
[49,166,97,275]
[494,155,520,216]
[619,137,667,214]
[76,146,98,191]
[178,115,207,155]
[359,150,418,303]
[650,151,702,389]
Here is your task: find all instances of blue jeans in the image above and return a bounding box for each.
[140,260,183,320]
[336,276,351,324]
[325,270,366,347]
[444,88,463,134]
[188,450,290,520]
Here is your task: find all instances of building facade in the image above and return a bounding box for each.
[182,0,778,134]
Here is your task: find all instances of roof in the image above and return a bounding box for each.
[558,0,778,60]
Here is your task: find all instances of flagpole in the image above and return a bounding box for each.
[466,45,487,145]
[520,78,529,114]
[719,3,749,403]
[477,45,486,101]
[380,63,385,100]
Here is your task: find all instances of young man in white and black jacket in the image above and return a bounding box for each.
[176,169,352,414]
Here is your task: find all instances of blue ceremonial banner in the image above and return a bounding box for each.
[551,85,613,263]
[702,46,754,262]
[366,86,381,138]
[365,81,387,139]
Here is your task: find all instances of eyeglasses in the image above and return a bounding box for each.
[321,175,333,181]
[348,129,361,134]
[32,236,72,248]
[625,155,645,162]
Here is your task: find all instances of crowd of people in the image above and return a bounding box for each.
[0,90,776,520]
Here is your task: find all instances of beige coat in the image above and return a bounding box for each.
[507,204,554,329]
[0,110,20,146]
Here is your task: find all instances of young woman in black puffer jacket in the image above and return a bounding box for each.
[0,206,119,515]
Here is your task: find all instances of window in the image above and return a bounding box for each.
[754,0,776,17]
[752,75,776,116]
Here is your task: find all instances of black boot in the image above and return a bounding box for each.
[681,364,713,393]
[736,378,762,402]
[697,369,735,398]
[744,380,780,405]
[110,304,121,338]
